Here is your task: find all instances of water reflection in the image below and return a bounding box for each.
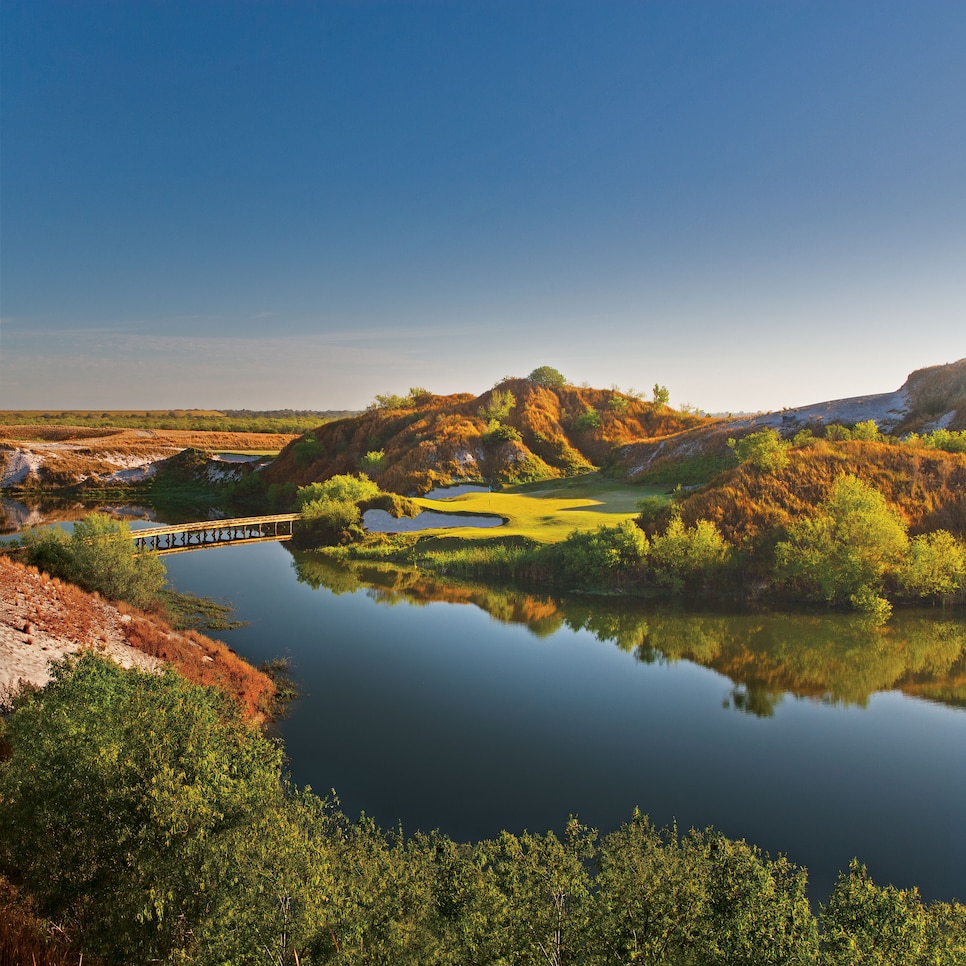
[0,496,160,534]
[290,550,966,715]
[0,494,233,534]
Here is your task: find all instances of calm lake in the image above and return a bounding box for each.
[158,538,966,905]
[6,500,966,904]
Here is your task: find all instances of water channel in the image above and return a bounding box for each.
[5,499,966,903]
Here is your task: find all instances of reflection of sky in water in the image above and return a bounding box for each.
[160,542,966,904]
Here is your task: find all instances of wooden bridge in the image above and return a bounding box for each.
[132,513,300,555]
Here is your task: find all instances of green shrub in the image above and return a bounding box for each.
[0,654,327,963]
[905,428,966,453]
[648,510,731,592]
[776,475,908,616]
[296,473,380,507]
[635,495,669,528]
[820,860,962,966]
[851,419,883,441]
[360,449,386,472]
[898,530,966,603]
[479,389,516,423]
[553,521,649,590]
[293,433,323,466]
[728,428,790,472]
[574,406,602,431]
[636,453,734,486]
[368,387,433,411]
[527,365,567,388]
[301,497,360,527]
[21,514,166,609]
[483,421,523,444]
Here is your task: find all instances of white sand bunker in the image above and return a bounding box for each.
[363,509,504,532]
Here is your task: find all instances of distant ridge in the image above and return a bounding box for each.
[261,359,966,495]
[614,357,966,484]
[261,378,709,495]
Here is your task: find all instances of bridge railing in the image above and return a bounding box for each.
[132,513,301,554]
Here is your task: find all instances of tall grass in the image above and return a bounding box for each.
[420,540,540,580]
[0,875,99,965]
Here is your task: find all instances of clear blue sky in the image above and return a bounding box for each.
[2,1,963,412]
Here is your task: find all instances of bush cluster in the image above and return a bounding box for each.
[20,514,166,610]
[410,468,966,618]
[3,654,961,965]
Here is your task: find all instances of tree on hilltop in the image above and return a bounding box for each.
[527,366,567,389]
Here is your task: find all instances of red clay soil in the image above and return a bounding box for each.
[0,555,275,720]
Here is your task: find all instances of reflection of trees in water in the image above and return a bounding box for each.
[0,496,216,535]
[291,549,565,633]
[634,611,966,714]
[289,548,966,715]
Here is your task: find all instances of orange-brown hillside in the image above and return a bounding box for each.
[661,438,966,548]
[0,555,276,720]
[262,379,711,495]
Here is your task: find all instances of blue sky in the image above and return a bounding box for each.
[2,1,963,412]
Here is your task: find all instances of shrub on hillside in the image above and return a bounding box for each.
[904,428,966,453]
[648,510,732,593]
[295,473,380,507]
[776,474,908,618]
[483,421,523,445]
[479,388,516,423]
[293,433,323,466]
[21,514,166,610]
[0,654,327,964]
[574,406,602,431]
[728,428,790,472]
[360,448,386,472]
[898,530,966,604]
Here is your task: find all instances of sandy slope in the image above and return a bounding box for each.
[0,555,161,701]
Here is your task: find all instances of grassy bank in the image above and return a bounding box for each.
[411,474,663,543]
[317,473,670,591]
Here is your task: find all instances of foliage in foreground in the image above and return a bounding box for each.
[1,655,963,965]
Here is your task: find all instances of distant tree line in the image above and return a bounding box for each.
[0,410,353,434]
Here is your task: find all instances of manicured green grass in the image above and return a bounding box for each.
[411,472,667,545]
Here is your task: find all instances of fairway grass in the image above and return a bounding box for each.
[410,473,666,545]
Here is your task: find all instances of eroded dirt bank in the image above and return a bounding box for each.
[0,555,275,718]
